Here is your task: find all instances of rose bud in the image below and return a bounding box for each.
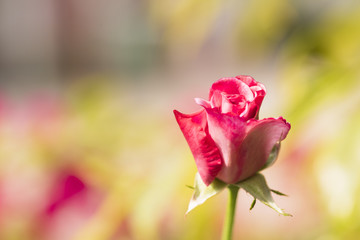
[174,75,290,185]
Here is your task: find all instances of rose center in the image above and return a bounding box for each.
[225,94,245,105]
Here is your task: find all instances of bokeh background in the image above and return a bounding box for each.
[0,0,360,239]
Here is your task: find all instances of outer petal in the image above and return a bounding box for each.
[173,109,223,185]
[204,108,290,184]
[204,109,247,183]
[226,117,290,183]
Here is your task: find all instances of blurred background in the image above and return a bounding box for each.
[0,0,360,239]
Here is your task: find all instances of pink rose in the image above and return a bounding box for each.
[174,75,290,185]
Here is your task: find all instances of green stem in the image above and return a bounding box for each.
[221,185,239,240]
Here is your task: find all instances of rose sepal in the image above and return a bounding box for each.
[234,173,292,216]
[260,142,281,171]
[186,172,228,214]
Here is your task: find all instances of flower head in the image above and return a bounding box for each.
[174,75,290,185]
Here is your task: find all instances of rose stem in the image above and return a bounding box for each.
[221,185,239,240]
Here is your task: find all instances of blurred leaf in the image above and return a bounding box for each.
[161,0,224,58]
[235,0,296,58]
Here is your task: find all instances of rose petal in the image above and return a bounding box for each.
[225,117,290,183]
[173,109,223,186]
[239,103,250,118]
[209,78,254,101]
[204,108,248,183]
[204,107,290,183]
[235,75,258,86]
[242,102,258,119]
[210,90,223,109]
[209,76,267,119]
[249,85,263,92]
[194,98,211,109]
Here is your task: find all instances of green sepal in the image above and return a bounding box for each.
[271,189,288,197]
[235,173,292,216]
[186,173,228,214]
[250,198,256,210]
[261,142,281,170]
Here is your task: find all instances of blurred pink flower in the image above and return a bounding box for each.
[174,76,290,185]
[36,169,103,240]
